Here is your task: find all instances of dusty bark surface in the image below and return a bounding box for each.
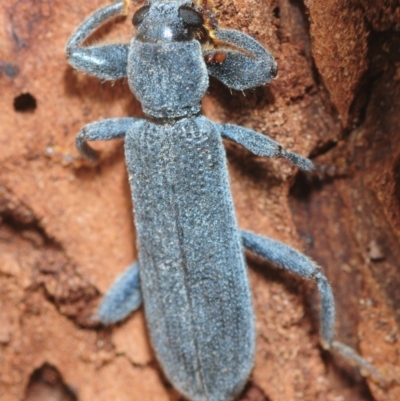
[0,1,399,401]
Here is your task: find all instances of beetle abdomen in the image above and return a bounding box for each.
[125,116,254,401]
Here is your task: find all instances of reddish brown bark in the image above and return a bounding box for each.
[0,1,399,401]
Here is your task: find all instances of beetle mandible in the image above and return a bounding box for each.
[66,1,381,400]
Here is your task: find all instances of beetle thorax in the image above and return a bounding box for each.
[128,1,208,120]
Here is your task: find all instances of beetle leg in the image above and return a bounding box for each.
[219,123,314,171]
[76,117,138,160]
[203,29,277,90]
[98,262,142,325]
[66,1,129,80]
[241,230,383,382]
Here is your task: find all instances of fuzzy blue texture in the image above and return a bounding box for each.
[98,262,142,325]
[125,116,254,401]
[66,1,129,80]
[128,39,208,118]
[205,29,277,90]
[67,1,381,399]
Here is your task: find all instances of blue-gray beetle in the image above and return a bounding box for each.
[66,1,380,400]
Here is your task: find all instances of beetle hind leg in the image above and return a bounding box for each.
[98,262,142,325]
[241,230,384,383]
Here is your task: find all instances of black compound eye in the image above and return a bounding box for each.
[178,6,204,28]
[132,5,150,26]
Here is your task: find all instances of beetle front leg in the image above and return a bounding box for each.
[218,123,314,171]
[204,29,277,90]
[66,1,130,80]
[76,117,138,160]
[241,230,383,382]
[98,262,142,325]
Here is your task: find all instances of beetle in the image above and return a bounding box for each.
[66,1,380,400]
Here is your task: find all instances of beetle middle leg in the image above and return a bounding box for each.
[76,117,139,160]
[218,123,314,171]
[241,230,382,381]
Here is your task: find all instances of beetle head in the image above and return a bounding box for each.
[132,1,204,43]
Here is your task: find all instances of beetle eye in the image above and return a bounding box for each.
[132,5,150,26]
[178,6,204,28]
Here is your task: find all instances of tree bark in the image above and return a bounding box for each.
[0,1,399,401]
